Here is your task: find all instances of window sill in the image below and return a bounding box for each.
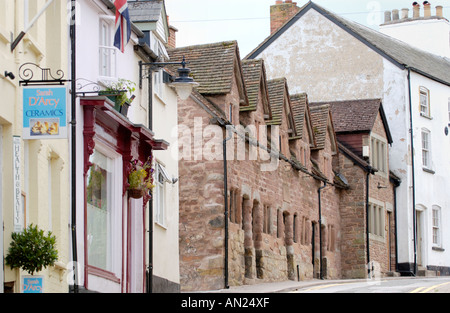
[369,233,386,243]
[420,113,433,120]
[155,221,167,230]
[432,246,445,252]
[422,167,435,174]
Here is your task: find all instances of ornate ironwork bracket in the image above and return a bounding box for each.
[19,62,70,86]
[138,56,189,89]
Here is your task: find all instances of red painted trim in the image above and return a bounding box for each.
[81,96,167,293]
[87,265,121,284]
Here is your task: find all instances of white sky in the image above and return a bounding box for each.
[165,0,449,57]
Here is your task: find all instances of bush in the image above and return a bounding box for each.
[5,224,58,275]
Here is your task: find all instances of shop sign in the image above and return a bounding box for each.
[22,276,44,293]
[22,86,68,139]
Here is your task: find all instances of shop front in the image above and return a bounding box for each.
[80,96,167,292]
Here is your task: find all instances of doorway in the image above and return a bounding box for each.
[416,210,423,267]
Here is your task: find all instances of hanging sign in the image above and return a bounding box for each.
[22,86,68,139]
[13,136,23,233]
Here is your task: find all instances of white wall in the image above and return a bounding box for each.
[380,19,450,58]
[409,72,450,269]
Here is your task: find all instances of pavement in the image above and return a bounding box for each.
[192,278,372,293]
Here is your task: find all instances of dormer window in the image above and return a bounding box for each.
[419,86,430,117]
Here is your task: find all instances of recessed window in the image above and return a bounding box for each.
[369,203,385,238]
[432,205,441,247]
[419,87,430,117]
[421,129,432,170]
[370,136,387,174]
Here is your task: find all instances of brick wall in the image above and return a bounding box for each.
[270,1,301,34]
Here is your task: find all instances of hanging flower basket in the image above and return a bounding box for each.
[128,188,145,199]
[128,156,154,199]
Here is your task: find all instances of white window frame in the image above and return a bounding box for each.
[155,163,171,227]
[432,205,441,247]
[99,18,117,79]
[419,86,430,117]
[448,97,450,123]
[421,128,432,170]
[86,144,122,276]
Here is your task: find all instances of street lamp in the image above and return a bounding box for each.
[139,56,199,100]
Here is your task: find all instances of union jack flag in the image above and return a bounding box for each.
[114,0,131,53]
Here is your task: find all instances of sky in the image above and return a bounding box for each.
[165,0,449,57]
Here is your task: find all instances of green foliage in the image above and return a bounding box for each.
[102,78,136,106]
[5,224,58,275]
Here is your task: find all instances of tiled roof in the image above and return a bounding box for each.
[241,59,263,109]
[290,93,309,139]
[309,103,330,150]
[167,41,241,95]
[267,78,287,125]
[317,99,381,133]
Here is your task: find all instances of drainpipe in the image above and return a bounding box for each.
[407,67,417,276]
[223,125,233,289]
[317,181,326,280]
[147,194,154,293]
[365,168,371,278]
[70,0,79,294]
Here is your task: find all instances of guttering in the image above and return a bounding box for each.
[317,182,327,280]
[407,67,417,276]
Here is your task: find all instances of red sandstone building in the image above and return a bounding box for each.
[168,41,399,291]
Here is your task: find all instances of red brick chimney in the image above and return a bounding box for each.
[270,0,300,34]
[167,15,178,49]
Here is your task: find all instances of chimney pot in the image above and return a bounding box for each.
[384,11,392,23]
[436,5,443,17]
[392,9,400,20]
[401,8,409,19]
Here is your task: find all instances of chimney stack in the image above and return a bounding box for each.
[436,5,443,17]
[384,11,392,23]
[423,1,431,17]
[270,1,300,34]
[392,9,400,21]
[167,16,178,49]
[401,8,409,19]
[413,2,421,18]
